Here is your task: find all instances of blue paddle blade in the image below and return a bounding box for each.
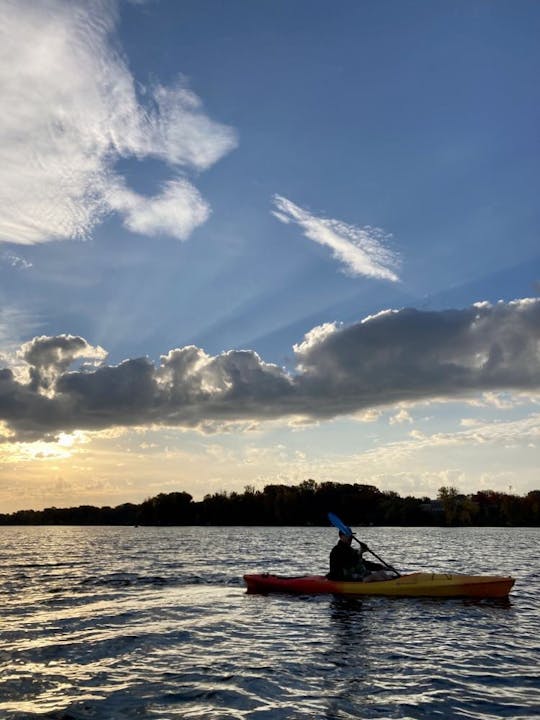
[327,512,353,537]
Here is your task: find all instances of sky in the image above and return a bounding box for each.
[0,0,539,513]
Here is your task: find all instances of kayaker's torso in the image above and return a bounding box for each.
[328,540,367,580]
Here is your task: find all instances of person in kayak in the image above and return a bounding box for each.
[328,530,392,582]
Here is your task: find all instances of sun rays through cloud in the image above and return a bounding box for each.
[1,300,539,442]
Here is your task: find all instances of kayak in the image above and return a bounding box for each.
[243,572,515,598]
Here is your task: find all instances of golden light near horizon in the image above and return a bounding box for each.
[1,399,539,514]
[0,431,88,463]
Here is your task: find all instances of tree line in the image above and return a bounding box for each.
[1,480,539,526]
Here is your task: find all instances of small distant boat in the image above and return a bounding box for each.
[243,572,515,598]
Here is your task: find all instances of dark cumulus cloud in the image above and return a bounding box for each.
[1,299,539,441]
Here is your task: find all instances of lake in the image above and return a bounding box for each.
[0,525,538,719]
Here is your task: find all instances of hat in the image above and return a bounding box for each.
[338,529,352,540]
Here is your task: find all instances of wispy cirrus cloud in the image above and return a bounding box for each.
[272,195,400,281]
[0,252,32,270]
[0,0,237,245]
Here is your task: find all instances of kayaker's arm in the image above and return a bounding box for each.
[359,543,400,577]
[328,511,401,578]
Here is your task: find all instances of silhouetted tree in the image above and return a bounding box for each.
[0,482,538,527]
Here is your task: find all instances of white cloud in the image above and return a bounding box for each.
[272,195,400,281]
[460,418,482,428]
[0,252,32,269]
[351,408,383,423]
[389,408,413,425]
[293,322,340,364]
[0,0,237,245]
[330,414,540,489]
[406,415,540,452]
[469,391,522,409]
[143,84,237,171]
[108,179,211,240]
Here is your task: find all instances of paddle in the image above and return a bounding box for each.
[327,511,401,577]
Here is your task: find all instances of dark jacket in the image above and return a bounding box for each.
[328,540,365,580]
[328,540,385,580]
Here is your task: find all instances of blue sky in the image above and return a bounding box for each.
[0,0,539,512]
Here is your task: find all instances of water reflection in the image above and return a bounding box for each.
[1,526,538,720]
[320,590,521,720]
[329,597,370,662]
[320,597,373,719]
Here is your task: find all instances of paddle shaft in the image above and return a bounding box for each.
[351,534,400,577]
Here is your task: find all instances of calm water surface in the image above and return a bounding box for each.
[0,526,538,719]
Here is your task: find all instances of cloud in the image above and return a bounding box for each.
[381,414,540,459]
[18,334,107,392]
[0,252,32,270]
[272,195,400,281]
[0,299,539,440]
[389,408,413,425]
[108,179,211,240]
[0,0,237,245]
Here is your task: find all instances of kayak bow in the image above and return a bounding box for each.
[244,572,515,598]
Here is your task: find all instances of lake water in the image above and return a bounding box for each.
[0,525,538,720]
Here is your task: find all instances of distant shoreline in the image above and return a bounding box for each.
[2,481,539,527]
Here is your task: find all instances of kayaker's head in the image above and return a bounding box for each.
[338,530,352,545]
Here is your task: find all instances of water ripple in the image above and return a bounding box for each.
[0,526,538,719]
